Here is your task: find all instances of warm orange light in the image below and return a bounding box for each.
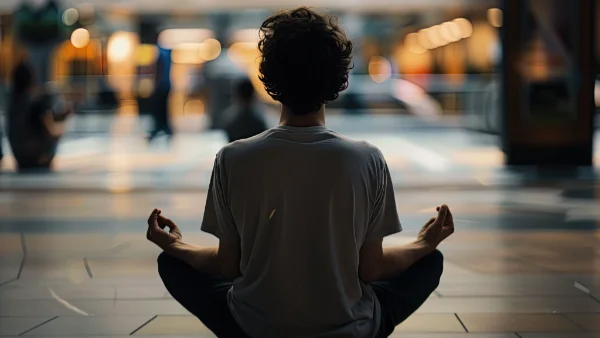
[228,42,260,68]
[453,18,473,38]
[405,33,426,54]
[417,29,435,50]
[172,43,206,65]
[440,22,461,43]
[183,99,205,115]
[199,38,221,61]
[427,25,448,48]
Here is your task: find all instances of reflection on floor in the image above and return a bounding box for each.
[0,129,599,337]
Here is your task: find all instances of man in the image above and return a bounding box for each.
[147,46,173,142]
[223,78,268,143]
[146,7,454,338]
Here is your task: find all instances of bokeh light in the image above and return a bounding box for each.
[487,8,503,28]
[453,18,473,38]
[135,44,159,66]
[440,22,461,42]
[417,29,435,50]
[62,8,79,26]
[158,29,213,50]
[199,38,222,61]
[427,25,448,48]
[227,42,260,68]
[172,43,206,64]
[70,28,90,48]
[108,32,136,63]
[368,56,392,83]
[184,99,205,115]
[137,78,154,98]
[405,33,426,54]
[232,29,261,43]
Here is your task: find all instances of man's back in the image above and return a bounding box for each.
[202,125,401,338]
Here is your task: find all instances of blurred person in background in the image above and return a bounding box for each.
[147,7,454,338]
[7,61,73,171]
[223,78,268,143]
[147,46,173,142]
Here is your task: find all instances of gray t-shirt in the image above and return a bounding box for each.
[201,125,402,338]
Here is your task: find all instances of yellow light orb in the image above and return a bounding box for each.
[417,29,435,50]
[440,22,462,42]
[71,28,90,49]
[108,32,136,63]
[199,38,222,61]
[453,18,473,39]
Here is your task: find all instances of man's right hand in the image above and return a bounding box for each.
[417,204,455,251]
[146,209,183,251]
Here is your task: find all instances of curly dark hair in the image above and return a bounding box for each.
[258,8,353,115]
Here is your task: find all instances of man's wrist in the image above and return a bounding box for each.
[162,238,184,253]
[413,239,436,255]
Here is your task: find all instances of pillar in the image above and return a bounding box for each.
[500,0,595,166]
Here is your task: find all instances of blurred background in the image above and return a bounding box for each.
[0,0,548,135]
[0,0,597,165]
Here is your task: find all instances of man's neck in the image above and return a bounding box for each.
[279,105,326,127]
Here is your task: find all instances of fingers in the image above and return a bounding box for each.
[445,208,455,233]
[419,217,436,233]
[157,215,177,230]
[424,217,436,228]
[430,204,448,231]
[147,209,159,229]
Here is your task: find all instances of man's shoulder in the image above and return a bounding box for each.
[331,133,385,160]
[216,131,270,160]
[216,128,385,163]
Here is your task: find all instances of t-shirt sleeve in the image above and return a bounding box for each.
[200,152,240,243]
[365,157,402,242]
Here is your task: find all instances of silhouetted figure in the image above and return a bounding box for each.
[147,8,454,338]
[223,79,267,142]
[7,62,72,171]
[148,47,173,142]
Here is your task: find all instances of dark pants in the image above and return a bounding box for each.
[148,89,172,141]
[158,250,443,338]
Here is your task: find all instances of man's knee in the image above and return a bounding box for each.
[157,251,177,281]
[424,249,444,287]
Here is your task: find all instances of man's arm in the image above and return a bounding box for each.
[359,205,453,283]
[359,238,433,283]
[147,209,241,279]
[163,240,241,279]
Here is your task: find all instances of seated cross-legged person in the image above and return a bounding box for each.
[146,7,455,338]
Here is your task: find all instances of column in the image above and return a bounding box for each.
[500,0,596,166]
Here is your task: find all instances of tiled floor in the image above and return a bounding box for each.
[1,129,599,337]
